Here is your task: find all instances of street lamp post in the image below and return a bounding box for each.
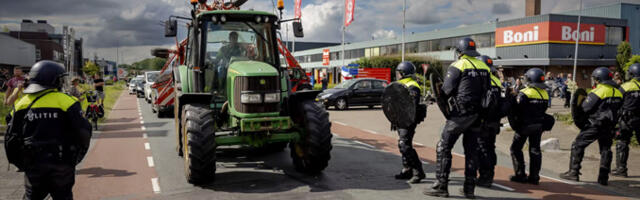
[402,0,406,62]
[572,0,583,82]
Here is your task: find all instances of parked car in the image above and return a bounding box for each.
[316,78,388,110]
[144,71,160,103]
[133,75,145,98]
[128,79,139,94]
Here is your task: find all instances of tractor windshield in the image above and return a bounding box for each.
[204,21,277,68]
[203,20,277,95]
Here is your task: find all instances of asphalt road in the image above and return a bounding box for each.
[1,92,636,199]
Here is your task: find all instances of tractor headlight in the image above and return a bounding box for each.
[264,93,280,103]
[241,93,262,104]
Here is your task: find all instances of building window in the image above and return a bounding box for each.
[606,27,624,45]
[405,42,418,54]
[418,41,431,52]
[36,49,41,61]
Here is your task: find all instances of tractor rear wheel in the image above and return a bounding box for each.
[182,104,217,185]
[290,100,332,174]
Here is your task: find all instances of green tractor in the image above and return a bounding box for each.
[162,1,332,184]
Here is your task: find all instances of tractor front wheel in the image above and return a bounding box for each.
[182,104,217,185]
[290,100,332,174]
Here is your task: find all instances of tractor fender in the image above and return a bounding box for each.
[288,90,322,124]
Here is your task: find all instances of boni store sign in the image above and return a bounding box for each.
[496,21,606,47]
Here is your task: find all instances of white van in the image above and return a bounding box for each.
[144,71,160,103]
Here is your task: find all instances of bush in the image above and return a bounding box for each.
[353,55,443,93]
[105,79,114,85]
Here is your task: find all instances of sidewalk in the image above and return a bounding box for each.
[328,97,640,199]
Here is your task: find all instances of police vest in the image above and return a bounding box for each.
[620,79,640,112]
[10,89,79,147]
[516,87,549,121]
[584,84,623,126]
[449,55,491,108]
[398,77,422,95]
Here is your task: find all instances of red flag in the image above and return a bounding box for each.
[344,0,355,27]
[294,0,302,19]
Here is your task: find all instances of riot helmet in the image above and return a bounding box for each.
[628,63,640,79]
[23,60,68,94]
[591,67,616,86]
[477,55,493,68]
[396,61,416,78]
[455,38,480,57]
[524,68,547,89]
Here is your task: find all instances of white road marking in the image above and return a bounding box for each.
[139,116,143,120]
[540,175,581,185]
[151,178,161,194]
[140,121,144,124]
[353,141,375,148]
[492,183,515,192]
[421,160,430,165]
[363,129,379,135]
[144,142,150,150]
[413,142,425,146]
[143,133,148,138]
[141,126,146,130]
[333,121,347,126]
[147,156,155,167]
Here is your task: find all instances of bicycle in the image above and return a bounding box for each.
[84,91,104,130]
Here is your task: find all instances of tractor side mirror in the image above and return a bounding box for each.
[151,48,170,58]
[292,22,304,38]
[165,19,177,37]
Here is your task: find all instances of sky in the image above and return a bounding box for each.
[1,0,639,64]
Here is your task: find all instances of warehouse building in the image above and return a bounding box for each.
[293,2,639,87]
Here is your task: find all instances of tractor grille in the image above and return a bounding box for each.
[234,76,280,113]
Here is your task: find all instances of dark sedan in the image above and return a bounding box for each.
[316,78,388,110]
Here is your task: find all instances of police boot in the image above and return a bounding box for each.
[559,170,580,182]
[510,156,528,183]
[476,170,494,188]
[528,158,541,185]
[612,142,629,177]
[395,168,413,180]
[423,180,449,197]
[407,166,426,184]
[611,168,628,177]
[459,178,476,199]
[598,172,609,186]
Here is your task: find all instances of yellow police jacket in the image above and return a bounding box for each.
[8,89,91,149]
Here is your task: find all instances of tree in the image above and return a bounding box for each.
[1,25,9,33]
[82,61,100,76]
[616,41,632,73]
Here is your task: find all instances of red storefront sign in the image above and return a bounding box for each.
[496,21,606,47]
[322,49,330,66]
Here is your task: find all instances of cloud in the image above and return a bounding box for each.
[372,29,397,40]
[492,3,511,14]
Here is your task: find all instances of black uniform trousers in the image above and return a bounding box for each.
[435,114,481,188]
[23,154,75,200]
[510,125,543,179]
[615,123,640,173]
[398,124,423,172]
[570,126,614,177]
[478,121,499,182]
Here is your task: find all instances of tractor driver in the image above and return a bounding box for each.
[217,31,246,64]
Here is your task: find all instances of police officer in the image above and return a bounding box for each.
[393,61,427,184]
[475,55,511,187]
[508,68,553,185]
[5,61,92,199]
[424,38,490,198]
[560,67,622,185]
[612,63,640,177]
